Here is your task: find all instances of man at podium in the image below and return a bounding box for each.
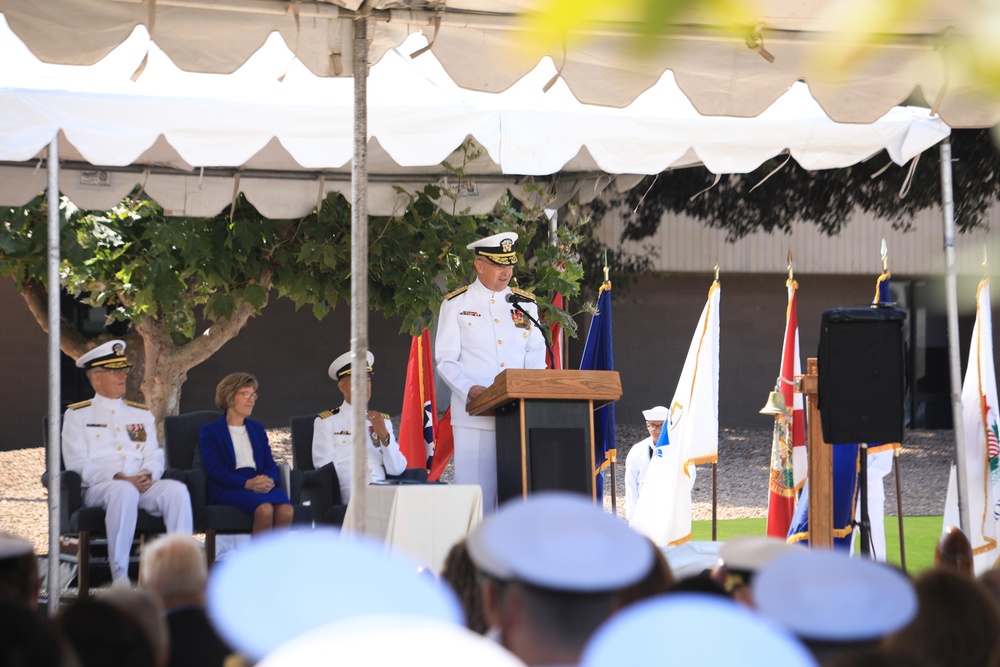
[435,231,547,513]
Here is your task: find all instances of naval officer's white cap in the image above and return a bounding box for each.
[467,492,653,592]
[467,232,518,266]
[328,350,375,381]
[719,535,805,574]
[207,530,462,661]
[752,549,917,642]
[581,594,816,667]
[76,339,131,370]
[641,406,668,421]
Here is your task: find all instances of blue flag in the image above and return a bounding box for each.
[787,444,860,549]
[580,282,615,498]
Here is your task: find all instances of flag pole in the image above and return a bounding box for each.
[604,258,619,517]
[893,447,907,572]
[712,259,719,541]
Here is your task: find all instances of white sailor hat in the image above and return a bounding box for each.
[467,232,519,266]
[258,615,527,667]
[76,339,131,370]
[751,550,917,643]
[718,535,804,574]
[328,350,375,381]
[0,534,33,559]
[581,594,816,667]
[467,492,653,592]
[206,530,462,661]
[641,406,668,421]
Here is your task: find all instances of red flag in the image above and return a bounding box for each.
[766,278,806,538]
[428,408,453,482]
[398,329,438,469]
[547,293,564,370]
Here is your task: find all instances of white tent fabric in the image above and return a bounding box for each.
[0,0,995,128]
[0,18,951,218]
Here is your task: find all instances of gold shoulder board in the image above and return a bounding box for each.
[510,286,536,301]
[444,285,469,301]
[124,400,150,410]
[317,408,340,419]
[67,400,92,410]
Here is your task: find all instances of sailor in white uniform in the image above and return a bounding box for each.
[435,232,546,514]
[312,350,407,504]
[61,340,192,587]
[624,406,668,521]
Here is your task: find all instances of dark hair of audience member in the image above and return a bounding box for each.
[669,571,731,598]
[883,568,1000,667]
[440,540,488,634]
[0,601,77,667]
[57,598,155,667]
[0,538,40,609]
[612,539,676,611]
[825,646,933,667]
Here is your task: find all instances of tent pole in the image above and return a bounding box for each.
[46,138,62,615]
[940,137,971,539]
[348,17,370,533]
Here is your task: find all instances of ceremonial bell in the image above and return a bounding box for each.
[759,381,792,417]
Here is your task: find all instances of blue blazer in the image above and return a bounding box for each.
[199,416,281,504]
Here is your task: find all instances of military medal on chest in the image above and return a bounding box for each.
[126,423,147,443]
[511,308,531,330]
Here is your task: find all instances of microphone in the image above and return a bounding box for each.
[505,292,534,305]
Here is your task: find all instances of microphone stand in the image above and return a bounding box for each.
[510,302,555,369]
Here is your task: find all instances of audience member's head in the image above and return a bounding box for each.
[441,539,488,634]
[139,534,207,608]
[883,568,1000,667]
[752,549,916,665]
[57,598,155,667]
[581,593,815,667]
[0,533,40,609]
[613,539,675,611]
[714,535,804,605]
[935,526,974,576]
[0,601,77,667]
[670,571,730,598]
[978,568,1000,607]
[467,492,653,666]
[97,588,169,667]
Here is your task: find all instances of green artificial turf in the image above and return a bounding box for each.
[691,515,943,575]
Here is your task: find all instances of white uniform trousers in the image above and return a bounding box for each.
[83,478,193,580]
[453,426,497,515]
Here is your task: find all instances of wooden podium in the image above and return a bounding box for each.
[466,369,622,504]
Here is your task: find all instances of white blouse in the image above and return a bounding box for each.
[228,425,256,469]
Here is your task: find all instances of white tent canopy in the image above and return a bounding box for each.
[0,0,997,128]
[0,19,950,217]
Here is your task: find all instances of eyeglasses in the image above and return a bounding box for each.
[237,390,259,400]
[93,368,130,376]
[645,421,664,430]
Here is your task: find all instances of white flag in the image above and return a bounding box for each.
[631,281,720,546]
[943,279,1000,573]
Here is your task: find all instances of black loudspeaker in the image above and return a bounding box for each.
[818,307,906,444]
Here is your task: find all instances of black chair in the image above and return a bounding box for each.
[289,414,348,526]
[41,416,173,597]
[163,411,309,566]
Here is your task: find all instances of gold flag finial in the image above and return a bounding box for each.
[787,249,793,281]
[984,245,989,277]
[714,257,720,282]
[881,237,888,273]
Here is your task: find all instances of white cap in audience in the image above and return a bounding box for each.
[719,535,804,574]
[752,549,917,642]
[258,614,527,667]
[0,534,33,559]
[581,594,816,667]
[641,406,668,421]
[207,530,462,661]
[467,492,652,592]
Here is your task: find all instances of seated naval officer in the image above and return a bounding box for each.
[312,350,407,503]
[61,340,193,588]
[467,492,653,666]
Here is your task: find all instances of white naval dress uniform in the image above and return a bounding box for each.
[311,401,407,504]
[624,436,656,521]
[435,279,546,513]
[61,394,193,582]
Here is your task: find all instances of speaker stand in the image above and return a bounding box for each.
[858,443,871,559]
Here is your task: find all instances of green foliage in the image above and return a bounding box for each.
[0,179,588,343]
[589,128,1000,243]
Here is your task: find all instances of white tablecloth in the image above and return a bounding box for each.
[343,484,483,573]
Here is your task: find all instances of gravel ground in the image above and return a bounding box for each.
[0,424,953,555]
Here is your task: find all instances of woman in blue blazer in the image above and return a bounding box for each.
[199,372,293,534]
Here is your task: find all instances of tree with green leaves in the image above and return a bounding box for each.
[0,184,585,425]
[588,128,1000,243]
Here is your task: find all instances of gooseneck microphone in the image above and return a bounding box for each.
[505,291,555,368]
[505,292,534,305]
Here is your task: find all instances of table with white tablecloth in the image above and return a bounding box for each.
[343,484,483,573]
